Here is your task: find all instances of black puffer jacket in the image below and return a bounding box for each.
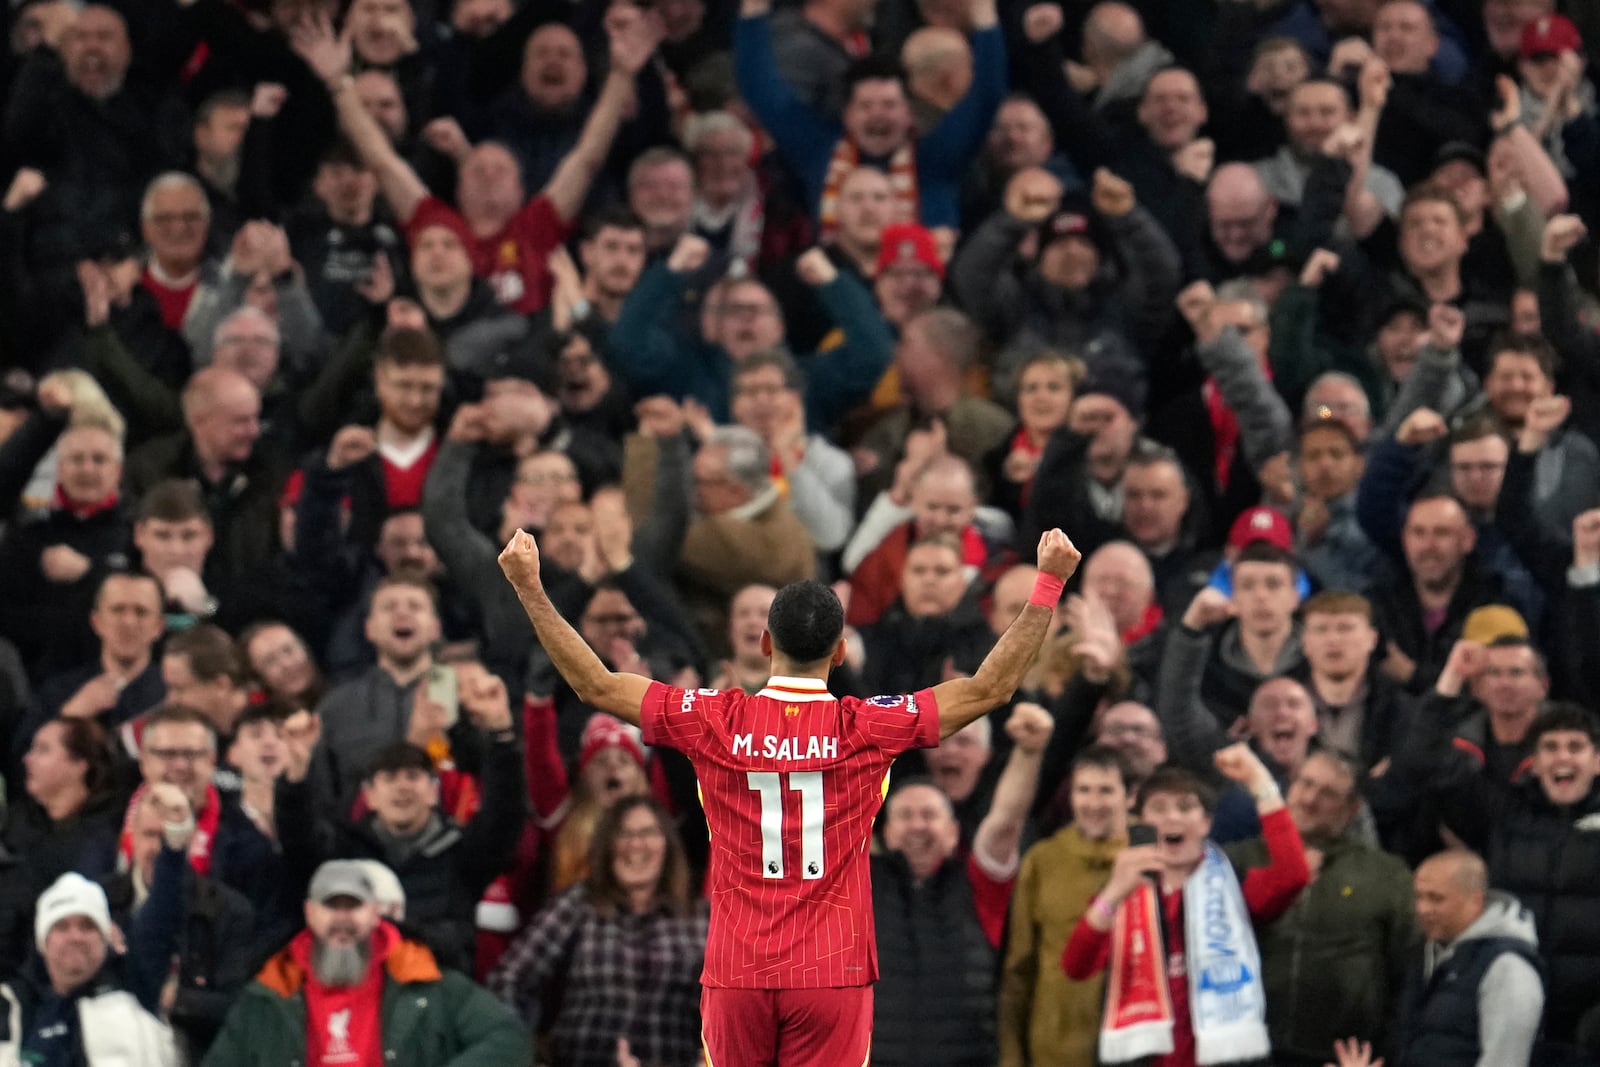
[871,852,999,1067]
[1436,774,1600,1043]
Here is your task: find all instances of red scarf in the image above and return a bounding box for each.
[52,484,119,520]
[1122,601,1164,647]
[1008,427,1045,507]
[119,782,223,876]
[818,139,918,239]
[1101,882,1175,1058]
[957,525,989,568]
[1203,379,1238,493]
[1203,355,1276,493]
[296,922,396,1067]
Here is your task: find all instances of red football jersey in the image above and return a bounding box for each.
[641,675,941,989]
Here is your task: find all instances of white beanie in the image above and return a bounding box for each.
[35,873,114,952]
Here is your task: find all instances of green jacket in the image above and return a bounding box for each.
[1232,832,1416,1062]
[201,930,527,1067]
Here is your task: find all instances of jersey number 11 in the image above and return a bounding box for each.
[747,771,825,880]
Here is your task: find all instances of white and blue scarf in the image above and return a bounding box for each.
[1100,843,1270,1065]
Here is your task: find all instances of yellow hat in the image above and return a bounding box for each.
[1462,604,1529,645]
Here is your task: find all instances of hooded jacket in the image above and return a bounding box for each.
[950,206,1181,411]
[201,924,524,1067]
[1398,891,1544,1067]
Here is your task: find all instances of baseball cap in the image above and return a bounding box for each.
[1462,604,1529,645]
[1038,196,1110,255]
[1433,141,1486,177]
[875,223,945,279]
[308,860,378,906]
[35,873,114,951]
[1521,14,1582,59]
[1227,506,1294,552]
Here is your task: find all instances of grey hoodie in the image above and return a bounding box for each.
[1422,890,1545,1067]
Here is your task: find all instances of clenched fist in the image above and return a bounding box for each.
[1005,701,1055,754]
[1036,528,1082,582]
[499,528,544,590]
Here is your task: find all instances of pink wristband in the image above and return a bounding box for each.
[1029,572,1065,608]
[1089,896,1115,925]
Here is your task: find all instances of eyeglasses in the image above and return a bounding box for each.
[1100,724,1157,741]
[518,472,577,486]
[717,302,776,319]
[146,747,211,763]
[616,826,665,843]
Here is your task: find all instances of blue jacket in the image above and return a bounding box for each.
[733,13,1006,228]
[607,265,894,431]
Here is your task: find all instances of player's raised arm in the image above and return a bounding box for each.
[499,530,652,726]
[931,529,1080,739]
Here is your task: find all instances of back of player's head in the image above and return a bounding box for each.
[766,580,844,665]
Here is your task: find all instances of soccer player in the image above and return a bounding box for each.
[498,526,1081,1066]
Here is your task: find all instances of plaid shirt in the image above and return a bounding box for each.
[490,884,709,1067]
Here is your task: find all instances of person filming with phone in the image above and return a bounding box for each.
[1063,743,1310,1067]
[314,574,486,806]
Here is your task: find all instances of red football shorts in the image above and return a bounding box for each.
[701,985,873,1067]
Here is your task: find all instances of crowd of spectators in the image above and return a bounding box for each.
[3,0,1600,1062]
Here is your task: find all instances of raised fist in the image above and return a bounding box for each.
[1091,168,1135,217]
[1005,701,1055,754]
[795,247,839,287]
[1035,528,1082,582]
[328,424,377,469]
[1182,587,1235,631]
[1426,304,1464,352]
[1542,214,1588,263]
[1299,248,1340,288]
[1004,166,1063,223]
[1395,407,1448,447]
[666,234,711,274]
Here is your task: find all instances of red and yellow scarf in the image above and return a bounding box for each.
[818,139,918,239]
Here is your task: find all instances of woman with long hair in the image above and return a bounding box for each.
[239,621,327,710]
[0,718,120,970]
[490,796,708,1067]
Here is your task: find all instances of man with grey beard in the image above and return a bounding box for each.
[202,860,523,1066]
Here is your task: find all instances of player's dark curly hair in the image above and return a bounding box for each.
[766,580,844,665]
